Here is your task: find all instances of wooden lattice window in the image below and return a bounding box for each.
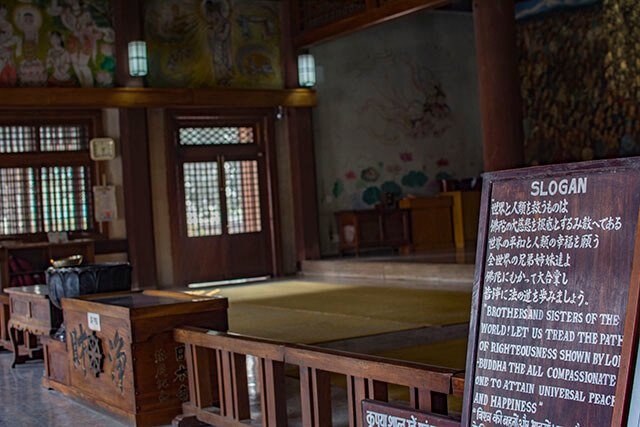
[183,161,223,237]
[0,119,95,236]
[178,127,255,146]
[225,160,261,235]
[177,125,263,238]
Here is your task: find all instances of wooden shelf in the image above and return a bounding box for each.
[0,87,317,109]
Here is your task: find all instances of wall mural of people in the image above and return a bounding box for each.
[144,0,283,88]
[0,0,114,88]
[0,4,21,86]
[202,0,232,85]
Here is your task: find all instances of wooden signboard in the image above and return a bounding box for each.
[362,400,460,427]
[462,159,640,427]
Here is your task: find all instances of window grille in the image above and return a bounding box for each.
[0,126,37,153]
[179,127,254,146]
[0,124,93,236]
[41,166,90,232]
[40,125,88,151]
[0,168,39,235]
[225,160,262,234]
[183,162,223,237]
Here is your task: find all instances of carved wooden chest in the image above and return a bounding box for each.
[55,290,228,427]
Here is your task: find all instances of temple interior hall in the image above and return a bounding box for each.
[0,0,639,426]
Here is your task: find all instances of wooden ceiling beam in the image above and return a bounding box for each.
[0,88,317,109]
[293,0,451,49]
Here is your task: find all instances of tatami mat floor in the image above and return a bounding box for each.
[191,279,471,343]
[189,278,472,369]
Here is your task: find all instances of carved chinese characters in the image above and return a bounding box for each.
[108,330,126,393]
[70,324,104,378]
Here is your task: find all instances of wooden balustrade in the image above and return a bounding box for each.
[173,326,463,427]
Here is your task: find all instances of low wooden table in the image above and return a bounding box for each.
[46,290,228,427]
[5,285,61,367]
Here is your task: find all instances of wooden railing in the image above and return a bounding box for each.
[173,326,463,427]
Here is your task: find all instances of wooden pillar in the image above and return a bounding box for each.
[113,0,157,288]
[473,0,524,171]
[119,109,158,289]
[283,0,321,263]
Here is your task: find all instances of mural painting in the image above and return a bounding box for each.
[0,0,114,88]
[332,155,455,209]
[360,54,453,141]
[518,2,640,165]
[310,12,483,254]
[144,0,283,89]
[324,51,458,209]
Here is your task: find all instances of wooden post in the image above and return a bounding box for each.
[282,0,322,264]
[473,0,524,171]
[258,358,287,427]
[312,368,333,427]
[300,367,332,427]
[347,376,368,427]
[287,108,322,263]
[119,108,158,289]
[113,0,157,288]
[192,346,217,408]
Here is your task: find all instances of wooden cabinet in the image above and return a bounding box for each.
[336,209,411,255]
[0,240,94,352]
[45,290,229,427]
[399,196,455,251]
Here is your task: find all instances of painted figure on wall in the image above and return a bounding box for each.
[46,31,72,85]
[15,5,46,86]
[14,6,41,46]
[145,0,283,88]
[202,0,232,84]
[361,54,453,141]
[0,4,20,86]
[49,0,102,87]
[0,0,114,87]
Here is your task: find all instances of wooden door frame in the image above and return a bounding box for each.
[165,108,283,285]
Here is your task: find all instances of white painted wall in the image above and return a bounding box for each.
[310,11,484,255]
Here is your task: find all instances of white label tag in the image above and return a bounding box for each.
[87,312,101,332]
